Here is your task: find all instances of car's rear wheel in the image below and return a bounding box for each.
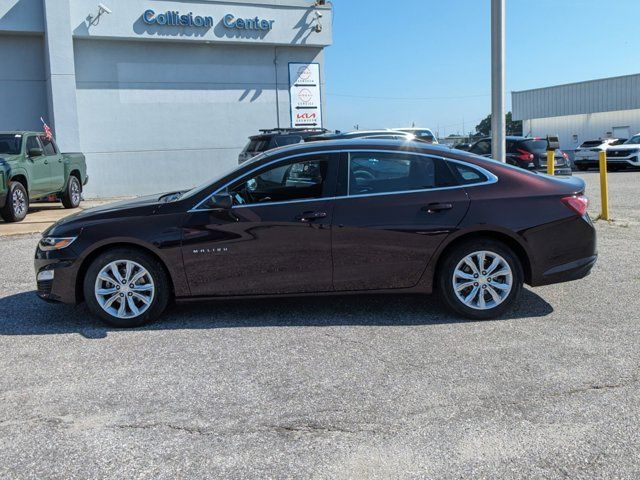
[83,248,170,327]
[438,239,523,320]
[61,176,82,209]
[0,181,29,223]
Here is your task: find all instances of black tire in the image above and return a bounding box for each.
[0,181,29,223]
[83,248,170,327]
[438,239,523,320]
[576,164,589,172]
[61,175,81,209]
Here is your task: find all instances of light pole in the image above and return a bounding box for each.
[491,0,506,162]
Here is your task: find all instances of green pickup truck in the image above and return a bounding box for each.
[0,131,88,223]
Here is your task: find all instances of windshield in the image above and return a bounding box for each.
[624,135,640,145]
[579,140,603,148]
[0,134,22,155]
[178,152,271,201]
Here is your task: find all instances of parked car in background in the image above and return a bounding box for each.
[305,129,417,143]
[238,128,329,164]
[574,138,626,171]
[453,143,472,151]
[468,136,572,175]
[391,127,438,143]
[603,134,640,171]
[0,132,87,223]
[36,139,596,327]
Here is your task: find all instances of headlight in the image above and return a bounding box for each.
[39,236,77,251]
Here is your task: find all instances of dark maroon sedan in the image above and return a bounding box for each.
[35,140,596,327]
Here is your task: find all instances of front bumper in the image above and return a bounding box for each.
[575,156,640,168]
[34,248,81,304]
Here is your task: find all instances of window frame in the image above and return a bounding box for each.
[190,149,497,212]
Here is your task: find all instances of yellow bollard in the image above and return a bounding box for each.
[546,150,555,175]
[599,150,610,220]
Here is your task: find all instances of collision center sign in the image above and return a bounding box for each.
[289,63,323,128]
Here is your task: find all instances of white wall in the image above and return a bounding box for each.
[523,109,640,152]
[74,39,323,197]
[0,34,47,131]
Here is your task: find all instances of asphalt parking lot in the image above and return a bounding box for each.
[0,171,639,479]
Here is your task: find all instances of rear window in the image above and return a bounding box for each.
[520,139,548,152]
[244,137,271,153]
[0,134,22,155]
[580,140,603,148]
[272,135,303,148]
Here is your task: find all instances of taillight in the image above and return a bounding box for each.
[516,148,534,161]
[561,195,589,216]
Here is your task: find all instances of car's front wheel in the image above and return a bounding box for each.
[0,181,29,223]
[83,248,170,327]
[438,239,523,320]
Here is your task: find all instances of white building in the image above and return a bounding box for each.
[512,73,640,153]
[0,0,332,197]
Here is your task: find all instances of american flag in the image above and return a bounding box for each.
[40,117,53,140]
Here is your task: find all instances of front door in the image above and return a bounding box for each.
[25,135,50,197]
[39,135,65,193]
[181,153,338,296]
[332,150,470,291]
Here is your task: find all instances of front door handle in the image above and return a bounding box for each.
[422,203,453,214]
[297,211,327,222]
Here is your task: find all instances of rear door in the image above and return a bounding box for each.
[331,150,470,291]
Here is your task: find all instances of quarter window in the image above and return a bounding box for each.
[230,157,330,205]
[450,163,489,185]
[348,152,457,196]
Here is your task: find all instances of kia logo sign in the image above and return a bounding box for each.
[296,113,317,120]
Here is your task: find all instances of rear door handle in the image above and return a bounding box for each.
[422,203,453,213]
[297,211,327,222]
[43,159,48,165]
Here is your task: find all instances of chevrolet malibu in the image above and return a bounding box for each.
[35,140,597,327]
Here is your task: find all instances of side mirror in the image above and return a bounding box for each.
[28,147,43,157]
[206,193,233,210]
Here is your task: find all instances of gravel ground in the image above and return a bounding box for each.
[0,172,639,479]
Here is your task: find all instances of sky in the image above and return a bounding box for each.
[323,0,640,136]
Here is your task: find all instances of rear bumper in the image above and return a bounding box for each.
[537,255,597,286]
[533,166,572,176]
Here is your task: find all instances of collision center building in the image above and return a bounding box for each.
[0,0,332,197]
[512,73,640,153]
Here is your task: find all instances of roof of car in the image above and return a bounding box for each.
[256,138,452,159]
[0,131,43,135]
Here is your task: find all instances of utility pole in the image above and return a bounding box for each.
[491,0,506,162]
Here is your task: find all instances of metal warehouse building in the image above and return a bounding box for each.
[512,73,640,153]
[0,0,332,197]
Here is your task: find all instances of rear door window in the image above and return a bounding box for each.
[39,136,57,156]
[347,152,457,196]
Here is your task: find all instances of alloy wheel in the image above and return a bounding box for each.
[94,260,155,319]
[12,188,26,217]
[71,179,81,205]
[452,250,513,310]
